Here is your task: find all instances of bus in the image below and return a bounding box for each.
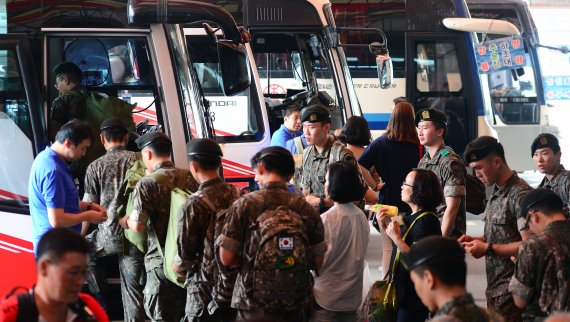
[330,0,557,171]
[0,0,253,314]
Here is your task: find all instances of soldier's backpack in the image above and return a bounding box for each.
[465,171,486,215]
[148,169,192,288]
[116,154,148,253]
[247,198,313,312]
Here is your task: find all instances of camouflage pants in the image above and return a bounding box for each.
[487,293,522,322]
[144,267,186,322]
[86,244,146,322]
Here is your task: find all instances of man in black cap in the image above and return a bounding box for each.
[531,133,570,211]
[50,62,88,139]
[402,236,495,322]
[459,136,532,322]
[299,104,357,213]
[509,188,570,321]
[173,138,241,322]
[416,108,467,238]
[125,131,198,321]
[82,117,145,321]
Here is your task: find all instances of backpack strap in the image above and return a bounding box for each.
[6,287,39,322]
[294,136,305,154]
[328,143,342,164]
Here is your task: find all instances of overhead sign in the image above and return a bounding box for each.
[475,36,526,74]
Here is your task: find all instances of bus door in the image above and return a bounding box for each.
[406,33,478,155]
[0,34,45,295]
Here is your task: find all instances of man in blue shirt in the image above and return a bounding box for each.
[29,120,107,253]
[270,106,302,148]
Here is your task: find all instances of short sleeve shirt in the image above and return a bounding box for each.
[484,172,531,299]
[29,147,81,252]
[270,124,302,148]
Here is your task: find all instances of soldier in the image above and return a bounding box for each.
[402,236,498,322]
[459,136,532,322]
[509,188,570,321]
[300,104,357,213]
[531,133,570,209]
[50,62,88,140]
[82,117,145,321]
[173,138,241,322]
[124,131,199,321]
[218,146,326,322]
[416,108,467,238]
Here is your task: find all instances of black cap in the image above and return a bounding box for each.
[135,131,171,150]
[401,236,465,271]
[464,136,503,163]
[520,188,563,219]
[415,108,447,126]
[186,138,223,158]
[531,133,560,157]
[53,62,82,78]
[301,104,330,123]
[100,117,128,132]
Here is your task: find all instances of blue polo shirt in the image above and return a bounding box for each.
[270,124,302,148]
[29,147,81,252]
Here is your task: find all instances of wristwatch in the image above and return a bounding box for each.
[485,243,494,256]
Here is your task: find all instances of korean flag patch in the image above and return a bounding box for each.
[278,236,294,251]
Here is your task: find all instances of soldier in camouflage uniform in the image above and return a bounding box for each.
[402,236,500,322]
[299,104,357,214]
[83,118,145,321]
[509,188,570,321]
[218,146,326,322]
[531,134,570,212]
[416,108,466,238]
[50,62,88,140]
[459,136,533,322]
[173,139,241,322]
[125,131,199,322]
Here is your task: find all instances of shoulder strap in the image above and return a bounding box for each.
[301,145,314,170]
[14,289,38,322]
[329,143,342,164]
[294,136,305,154]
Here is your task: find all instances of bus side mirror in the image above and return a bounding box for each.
[370,42,393,89]
[217,40,251,96]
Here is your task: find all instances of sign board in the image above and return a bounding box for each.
[476,36,526,74]
[543,75,570,100]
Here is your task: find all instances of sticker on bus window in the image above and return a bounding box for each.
[476,36,526,74]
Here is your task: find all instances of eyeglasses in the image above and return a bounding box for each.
[402,181,413,188]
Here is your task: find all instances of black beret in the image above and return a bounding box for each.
[301,104,330,123]
[401,236,465,271]
[186,138,223,157]
[463,136,503,163]
[53,62,82,78]
[520,188,563,219]
[415,108,447,126]
[531,133,560,157]
[100,117,128,132]
[135,131,171,150]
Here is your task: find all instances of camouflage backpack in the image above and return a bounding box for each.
[248,200,312,312]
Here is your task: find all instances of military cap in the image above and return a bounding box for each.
[415,108,447,126]
[135,131,171,150]
[100,117,128,132]
[53,62,82,78]
[186,138,223,157]
[520,188,563,219]
[401,236,465,271]
[463,136,503,163]
[531,133,560,157]
[301,104,330,123]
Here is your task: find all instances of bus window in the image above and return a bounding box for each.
[47,36,159,127]
[185,32,264,143]
[0,49,35,203]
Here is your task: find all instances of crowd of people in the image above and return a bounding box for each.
[2,62,570,322]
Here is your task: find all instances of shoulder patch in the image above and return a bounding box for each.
[440,148,449,157]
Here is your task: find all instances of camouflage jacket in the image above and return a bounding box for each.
[431,293,499,322]
[300,137,356,197]
[418,144,467,238]
[538,165,570,211]
[50,86,88,135]
[83,147,138,255]
[218,181,326,310]
[484,171,531,299]
[509,220,570,319]
[131,161,198,271]
[176,177,241,316]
